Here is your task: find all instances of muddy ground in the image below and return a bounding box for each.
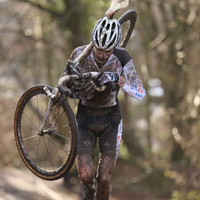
[0,167,121,200]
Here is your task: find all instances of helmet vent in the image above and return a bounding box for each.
[108,35,116,49]
[111,23,116,30]
[102,34,107,46]
[102,20,106,27]
[95,33,99,46]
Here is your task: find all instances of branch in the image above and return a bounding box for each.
[15,0,63,18]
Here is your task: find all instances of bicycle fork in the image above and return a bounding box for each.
[38,87,60,136]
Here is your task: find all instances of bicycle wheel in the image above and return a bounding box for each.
[119,9,137,48]
[14,84,78,180]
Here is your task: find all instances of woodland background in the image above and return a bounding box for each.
[0,0,200,199]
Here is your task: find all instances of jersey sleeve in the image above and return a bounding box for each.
[65,46,86,74]
[122,59,146,100]
[69,47,80,61]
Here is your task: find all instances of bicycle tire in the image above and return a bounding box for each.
[119,9,137,48]
[14,84,78,180]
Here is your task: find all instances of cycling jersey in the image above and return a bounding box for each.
[69,45,146,108]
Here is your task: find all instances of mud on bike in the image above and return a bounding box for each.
[14,9,137,181]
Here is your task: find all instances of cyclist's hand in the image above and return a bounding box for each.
[71,79,95,100]
[78,80,96,100]
[96,72,119,86]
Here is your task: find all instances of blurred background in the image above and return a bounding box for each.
[0,0,200,199]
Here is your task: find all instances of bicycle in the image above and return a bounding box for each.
[14,9,137,181]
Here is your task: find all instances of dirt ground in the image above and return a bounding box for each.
[0,167,123,200]
[0,167,81,200]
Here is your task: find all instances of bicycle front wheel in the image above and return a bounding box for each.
[14,84,78,180]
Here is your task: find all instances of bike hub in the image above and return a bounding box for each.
[38,129,54,136]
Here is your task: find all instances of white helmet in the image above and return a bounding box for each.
[92,17,122,51]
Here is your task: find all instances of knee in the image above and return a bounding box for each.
[97,156,115,185]
[76,154,96,185]
[79,169,96,185]
[97,174,111,186]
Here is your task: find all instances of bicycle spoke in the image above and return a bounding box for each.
[45,135,51,170]
[53,131,71,141]
[22,134,38,141]
[21,125,38,131]
[22,111,39,131]
[54,124,70,130]
[44,135,66,166]
[44,135,68,154]
[25,137,41,153]
[42,136,55,171]
[36,94,40,127]
[35,136,41,165]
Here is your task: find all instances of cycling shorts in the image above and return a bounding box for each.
[76,103,122,159]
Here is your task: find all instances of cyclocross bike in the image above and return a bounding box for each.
[14,8,137,181]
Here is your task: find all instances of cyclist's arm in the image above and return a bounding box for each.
[118,59,146,100]
[58,48,80,98]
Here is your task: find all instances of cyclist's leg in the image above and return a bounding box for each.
[76,154,97,200]
[96,120,122,200]
[76,105,98,200]
[76,127,97,200]
[96,156,116,200]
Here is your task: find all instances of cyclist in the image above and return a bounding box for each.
[66,16,146,200]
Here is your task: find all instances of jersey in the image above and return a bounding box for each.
[69,45,146,108]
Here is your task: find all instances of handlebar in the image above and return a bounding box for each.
[57,72,106,92]
[57,72,98,86]
[44,72,106,100]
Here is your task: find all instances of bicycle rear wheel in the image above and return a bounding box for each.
[14,84,78,180]
[119,9,137,48]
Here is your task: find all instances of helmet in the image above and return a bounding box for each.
[92,17,122,51]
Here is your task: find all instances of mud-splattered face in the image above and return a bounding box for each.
[93,47,114,64]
